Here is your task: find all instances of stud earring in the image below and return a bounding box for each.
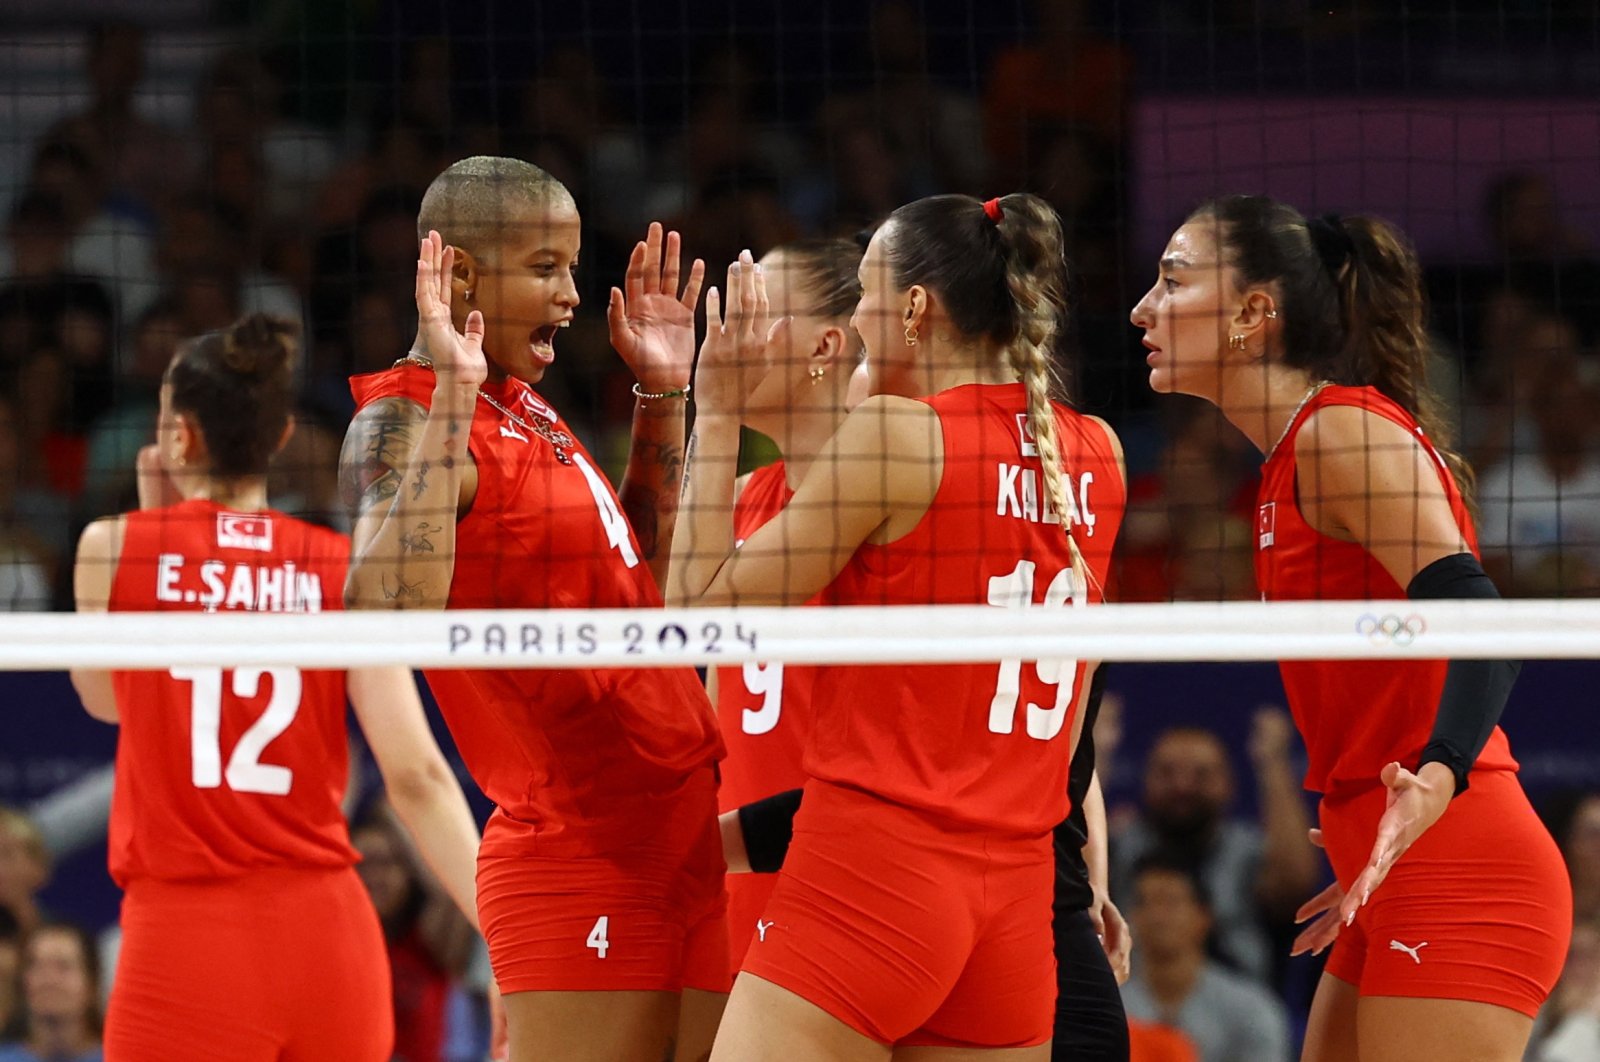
[809,365,826,385]
[904,326,919,347]
[1229,334,1248,351]
[1265,310,1279,319]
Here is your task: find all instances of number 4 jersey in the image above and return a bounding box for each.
[351,367,721,857]
[810,383,1125,835]
[106,499,359,885]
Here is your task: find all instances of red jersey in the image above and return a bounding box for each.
[350,367,720,855]
[809,383,1125,835]
[714,461,813,813]
[1256,385,1518,793]
[107,500,357,885]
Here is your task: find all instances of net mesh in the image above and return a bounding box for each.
[2,2,1599,1056]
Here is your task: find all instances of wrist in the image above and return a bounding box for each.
[1415,759,1458,797]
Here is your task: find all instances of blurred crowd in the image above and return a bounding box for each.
[0,3,1598,614]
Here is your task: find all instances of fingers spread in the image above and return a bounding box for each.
[641,222,664,295]
[661,229,682,298]
[682,258,707,310]
[625,240,647,305]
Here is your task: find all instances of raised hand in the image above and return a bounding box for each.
[695,250,785,412]
[136,444,185,511]
[1340,761,1453,925]
[608,222,706,393]
[415,230,487,391]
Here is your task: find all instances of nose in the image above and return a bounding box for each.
[558,271,580,309]
[1130,289,1153,329]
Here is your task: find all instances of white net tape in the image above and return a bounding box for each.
[12,600,1599,670]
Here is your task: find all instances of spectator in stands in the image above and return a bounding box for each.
[1486,171,1591,265]
[353,803,475,1062]
[1477,349,1600,596]
[1120,852,1292,1062]
[0,909,20,1040]
[983,0,1131,182]
[0,923,101,1061]
[1550,791,1600,929]
[1110,715,1318,983]
[79,298,183,520]
[38,22,183,221]
[0,393,61,609]
[0,810,49,937]
[1527,922,1600,1062]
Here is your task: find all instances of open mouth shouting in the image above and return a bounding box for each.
[530,318,573,364]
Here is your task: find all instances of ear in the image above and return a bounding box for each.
[904,285,930,334]
[174,411,206,467]
[1233,289,1277,337]
[450,245,481,302]
[274,415,297,459]
[814,325,852,369]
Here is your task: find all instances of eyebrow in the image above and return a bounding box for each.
[1160,255,1191,270]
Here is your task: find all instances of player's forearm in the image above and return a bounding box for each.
[346,387,474,610]
[618,394,689,592]
[1083,770,1110,897]
[667,411,741,606]
[383,757,482,933]
[1255,756,1318,910]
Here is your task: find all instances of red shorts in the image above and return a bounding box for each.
[105,865,391,1062]
[741,782,1056,1048]
[725,871,780,971]
[1319,768,1570,1017]
[478,767,731,995]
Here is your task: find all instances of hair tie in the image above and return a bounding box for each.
[982,198,1004,224]
[1306,213,1354,276]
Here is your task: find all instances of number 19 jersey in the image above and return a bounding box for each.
[810,383,1125,835]
[105,499,358,886]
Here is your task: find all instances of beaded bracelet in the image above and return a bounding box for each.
[631,382,692,401]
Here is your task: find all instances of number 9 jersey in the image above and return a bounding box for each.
[106,499,359,885]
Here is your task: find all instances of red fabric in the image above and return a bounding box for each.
[476,768,729,994]
[712,460,816,970]
[808,383,1126,834]
[389,930,450,1062]
[105,866,391,1061]
[1128,1020,1200,1062]
[107,500,357,885]
[1255,384,1517,793]
[743,783,1056,1047]
[349,366,721,857]
[1319,769,1569,1016]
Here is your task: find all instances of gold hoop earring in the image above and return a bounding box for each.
[1229,334,1248,351]
[808,365,826,385]
[904,326,919,347]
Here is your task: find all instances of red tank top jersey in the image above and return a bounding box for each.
[350,366,720,852]
[107,499,357,885]
[1256,384,1517,793]
[714,461,813,813]
[809,383,1125,835]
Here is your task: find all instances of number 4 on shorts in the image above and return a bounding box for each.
[586,915,610,958]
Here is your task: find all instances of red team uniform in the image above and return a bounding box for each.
[713,461,814,969]
[103,499,391,1061]
[350,366,729,995]
[1258,385,1569,1016]
[741,383,1126,1048]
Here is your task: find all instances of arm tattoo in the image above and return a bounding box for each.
[381,572,427,602]
[621,489,661,561]
[398,522,442,555]
[337,398,425,520]
[410,460,431,501]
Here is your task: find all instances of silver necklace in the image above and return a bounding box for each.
[1267,381,1331,459]
[394,352,575,464]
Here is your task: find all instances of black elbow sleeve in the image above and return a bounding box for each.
[1406,553,1521,796]
[737,788,804,873]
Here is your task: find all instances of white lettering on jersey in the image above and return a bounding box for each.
[996,463,1095,533]
[156,557,324,613]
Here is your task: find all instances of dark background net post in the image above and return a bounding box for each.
[1,0,1598,1055]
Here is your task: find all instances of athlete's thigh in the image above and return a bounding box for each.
[504,988,678,1062]
[895,1046,1050,1061]
[676,987,728,1062]
[1355,996,1533,1062]
[709,972,891,1062]
[1301,972,1360,1062]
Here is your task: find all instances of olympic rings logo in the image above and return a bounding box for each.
[1354,613,1427,646]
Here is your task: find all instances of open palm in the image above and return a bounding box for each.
[608,222,705,393]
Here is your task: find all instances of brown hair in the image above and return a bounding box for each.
[884,193,1087,583]
[774,237,863,320]
[418,156,573,259]
[165,313,297,478]
[1191,195,1472,498]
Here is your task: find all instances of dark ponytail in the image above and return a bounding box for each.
[1194,196,1471,498]
[166,313,298,477]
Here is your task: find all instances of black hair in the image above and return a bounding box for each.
[165,313,298,477]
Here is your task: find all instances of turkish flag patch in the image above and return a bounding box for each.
[217,512,273,552]
[1257,502,1276,550]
